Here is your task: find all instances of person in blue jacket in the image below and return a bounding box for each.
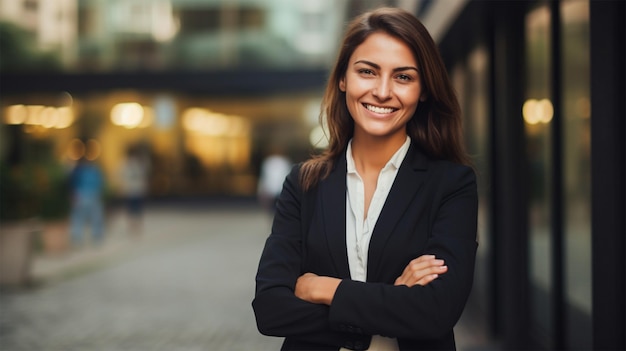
[253,7,478,351]
[69,154,105,247]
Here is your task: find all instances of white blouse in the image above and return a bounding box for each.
[341,136,410,351]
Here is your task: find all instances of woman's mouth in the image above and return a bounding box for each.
[363,103,397,114]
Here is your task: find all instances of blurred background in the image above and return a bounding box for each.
[0,0,624,350]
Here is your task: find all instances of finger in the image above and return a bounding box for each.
[416,274,439,286]
[396,256,445,286]
[411,264,447,279]
[408,265,447,286]
[409,255,436,266]
[409,259,445,273]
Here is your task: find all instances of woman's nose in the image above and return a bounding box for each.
[372,78,392,100]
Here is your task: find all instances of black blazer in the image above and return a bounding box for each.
[253,142,478,351]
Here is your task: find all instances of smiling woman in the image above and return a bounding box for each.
[339,32,423,150]
[253,7,477,351]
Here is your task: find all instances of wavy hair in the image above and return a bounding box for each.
[300,7,471,190]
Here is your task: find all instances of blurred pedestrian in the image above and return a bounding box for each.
[118,145,150,235]
[253,7,478,350]
[69,155,105,247]
[257,147,291,214]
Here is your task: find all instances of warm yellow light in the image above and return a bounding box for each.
[227,116,250,137]
[4,104,74,128]
[55,107,74,129]
[5,105,28,124]
[40,107,59,128]
[182,108,250,137]
[523,98,554,125]
[25,105,45,125]
[204,113,230,136]
[182,108,208,132]
[138,106,154,128]
[111,102,144,128]
[538,99,554,123]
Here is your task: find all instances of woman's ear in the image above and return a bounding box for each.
[339,77,346,92]
[419,94,427,102]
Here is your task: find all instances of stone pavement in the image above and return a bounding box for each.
[0,203,495,351]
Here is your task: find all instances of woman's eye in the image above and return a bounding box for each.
[358,69,375,75]
[397,74,412,81]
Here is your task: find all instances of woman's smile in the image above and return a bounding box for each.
[363,103,398,115]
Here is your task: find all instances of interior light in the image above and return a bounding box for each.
[25,105,45,125]
[55,107,74,129]
[205,113,230,136]
[182,108,251,137]
[538,99,554,124]
[5,105,27,124]
[111,102,144,128]
[182,108,208,132]
[40,107,59,129]
[523,98,554,125]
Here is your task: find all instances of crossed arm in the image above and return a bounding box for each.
[253,163,477,345]
[295,254,447,305]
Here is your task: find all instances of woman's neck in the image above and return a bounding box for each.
[351,133,407,174]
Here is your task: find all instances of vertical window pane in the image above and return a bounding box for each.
[525,4,553,344]
[466,46,492,330]
[561,0,592,348]
[451,45,492,334]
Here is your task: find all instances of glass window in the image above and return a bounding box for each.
[560,0,591,348]
[524,4,554,345]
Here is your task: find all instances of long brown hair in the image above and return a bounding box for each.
[300,7,471,191]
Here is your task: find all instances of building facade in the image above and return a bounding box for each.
[431,0,625,349]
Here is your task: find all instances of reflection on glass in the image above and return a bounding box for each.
[525,4,553,344]
[561,0,591,348]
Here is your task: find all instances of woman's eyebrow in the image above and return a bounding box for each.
[354,60,419,73]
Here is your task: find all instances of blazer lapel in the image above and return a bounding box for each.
[367,143,429,281]
[320,153,351,278]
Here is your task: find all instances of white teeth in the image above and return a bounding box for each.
[365,104,395,114]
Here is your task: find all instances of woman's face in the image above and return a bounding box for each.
[340,31,424,142]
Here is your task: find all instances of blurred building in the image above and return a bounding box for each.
[0,0,357,199]
[432,0,625,350]
[1,0,625,349]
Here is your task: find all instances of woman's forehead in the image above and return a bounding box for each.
[349,32,418,68]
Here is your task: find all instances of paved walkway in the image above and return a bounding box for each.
[0,204,495,351]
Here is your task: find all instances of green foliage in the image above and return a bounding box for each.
[0,161,71,221]
[0,138,71,221]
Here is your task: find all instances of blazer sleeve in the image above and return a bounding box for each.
[327,163,478,340]
[252,164,371,350]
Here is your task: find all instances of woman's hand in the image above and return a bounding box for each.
[295,273,341,305]
[394,255,447,287]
